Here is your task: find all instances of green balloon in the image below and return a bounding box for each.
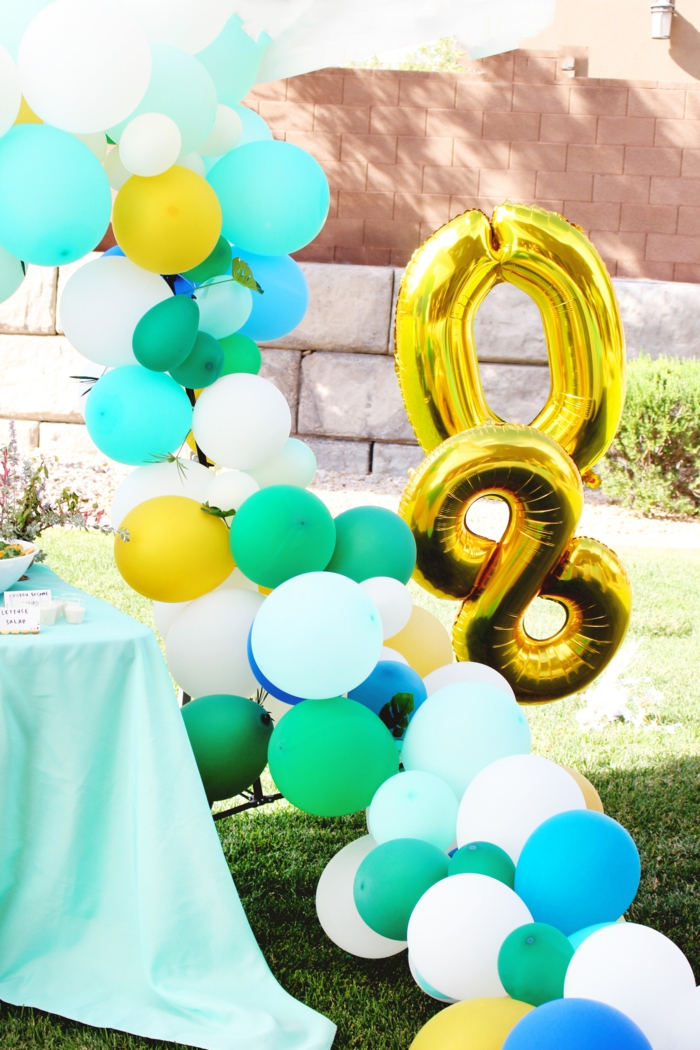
[132,295,199,372]
[354,838,449,940]
[448,841,516,888]
[182,236,233,284]
[219,332,261,375]
[498,922,575,1006]
[169,330,223,389]
[268,697,398,816]
[181,694,273,804]
[229,485,336,589]
[325,506,417,583]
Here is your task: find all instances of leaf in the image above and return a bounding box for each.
[201,501,237,520]
[231,257,264,295]
[147,451,190,482]
[379,691,415,739]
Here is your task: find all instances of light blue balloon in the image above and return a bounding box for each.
[85,366,192,466]
[0,125,111,266]
[108,45,217,155]
[234,105,273,145]
[0,244,24,303]
[208,140,330,256]
[196,15,270,106]
[401,682,532,800]
[568,921,617,951]
[0,0,51,57]
[234,250,309,342]
[368,770,458,851]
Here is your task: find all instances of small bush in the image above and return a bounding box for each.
[600,354,700,517]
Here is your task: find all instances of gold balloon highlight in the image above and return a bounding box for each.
[114,495,234,602]
[409,996,533,1050]
[562,766,605,813]
[113,165,222,275]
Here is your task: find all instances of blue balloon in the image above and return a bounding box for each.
[208,141,330,256]
[502,998,652,1050]
[102,245,125,257]
[198,16,270,107]
[234,250,309,342]
[515,811,641,936]
[234,105,273,145]
[85,366,192,466]
[172,275,196,296]
[0,125,111,265]
[247,628,306,706]
[349,660,427,737]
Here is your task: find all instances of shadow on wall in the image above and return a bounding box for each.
[670,13,700,80]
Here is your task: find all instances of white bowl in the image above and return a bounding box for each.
[0,540,37,593]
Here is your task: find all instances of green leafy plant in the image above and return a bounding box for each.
[379,691,415,738]
[600,355,700,517]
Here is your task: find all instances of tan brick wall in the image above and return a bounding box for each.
[246,51,700,281]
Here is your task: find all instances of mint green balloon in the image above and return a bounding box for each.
[448,841,516,888]
[219,332,261,375]
[325,506,417,583]
[196,14,270,107]
[268,697,398,816]
[169,331,223,389]
[354,839,448,940]
[0,244,24,304]
[182,694,273,804]
[132,295,199,372]
[498,922,574,1006]
[182,237,232,285]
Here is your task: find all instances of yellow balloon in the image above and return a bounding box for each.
[562,766,605,813]
[113,165,222,274]
[114,495,233,602]
[386,605,453,678]
[410,997,533,1050]
[14,97,42,124]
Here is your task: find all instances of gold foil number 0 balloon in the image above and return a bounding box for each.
[396,203,632,703]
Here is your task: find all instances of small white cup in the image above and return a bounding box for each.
[63,597,86,624]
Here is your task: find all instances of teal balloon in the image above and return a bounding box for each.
[498,922,575,1006]
[0,125,111,265]
[132,295,199,372]
[449,841,516,888]
[234,105,273,145]
[568,922,617,951]
[85,366,192,466]
[182,236,232,284]
[169,331,223,389]
[108,45,216,154]
[353,838,448,941]
[229,485,336,589]
[325,507,417,583]
[197,15,270,107]
[219,332,261,375]
[182,694,273,804]
[0,244,24,304]
[268,697,398,817]
[208,141,330,256]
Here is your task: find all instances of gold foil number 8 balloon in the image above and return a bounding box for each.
[396,203,632,703]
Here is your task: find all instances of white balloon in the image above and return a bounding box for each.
[204,469,259,517]
[408,954,457,1003]
[247,438,317,490]
[119,112,182,176]
[456,754,586,862]
[153,599,190,639]
[196,278,252,340]
[166,588,264,699]
[103,145,131,190]
[193,374,291,470]
[359,577,412,640]
[368,770,458,851]
[18,0,151,133]
[178,151,206,177]
[110,460,212,530]
[565,923,697,1050]
[119,0,235,54]
[408,873,533,1002]
[60,256,171,367]
[74,131,107,161]
[0,43,20,137]
[665,986,700,1050]
[216,567,259,593]
[380,646,408,665]
[423,661,516,703]
[316,836,407,959]
[0,244,25,304]
[198,103,243,156]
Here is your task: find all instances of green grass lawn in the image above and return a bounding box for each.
[2,530,699,1050]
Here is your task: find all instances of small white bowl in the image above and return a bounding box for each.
[0,540,37,593]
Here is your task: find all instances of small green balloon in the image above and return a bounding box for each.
[230,485,336,589]
[268,697,398,817]
[325,506,417,584]
[169,330,224,389]
[219,332,262,375]
[354,838,449,940]
[498,922,575,1007]
[181,694,273,804]
[182,236,233,284]
[132,295,199,372]
[449,841,516,888]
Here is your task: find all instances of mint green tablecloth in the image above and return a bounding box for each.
[0,564,335,1050]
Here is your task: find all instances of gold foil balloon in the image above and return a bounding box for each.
[396,204,631,703]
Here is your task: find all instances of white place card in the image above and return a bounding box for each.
[4,589,50,609]
[0,607,40,634]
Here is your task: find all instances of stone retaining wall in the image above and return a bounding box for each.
[0,262,698,474]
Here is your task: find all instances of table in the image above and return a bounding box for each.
[0,564,335,1050]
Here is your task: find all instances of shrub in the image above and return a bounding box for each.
[600,354,700,517]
